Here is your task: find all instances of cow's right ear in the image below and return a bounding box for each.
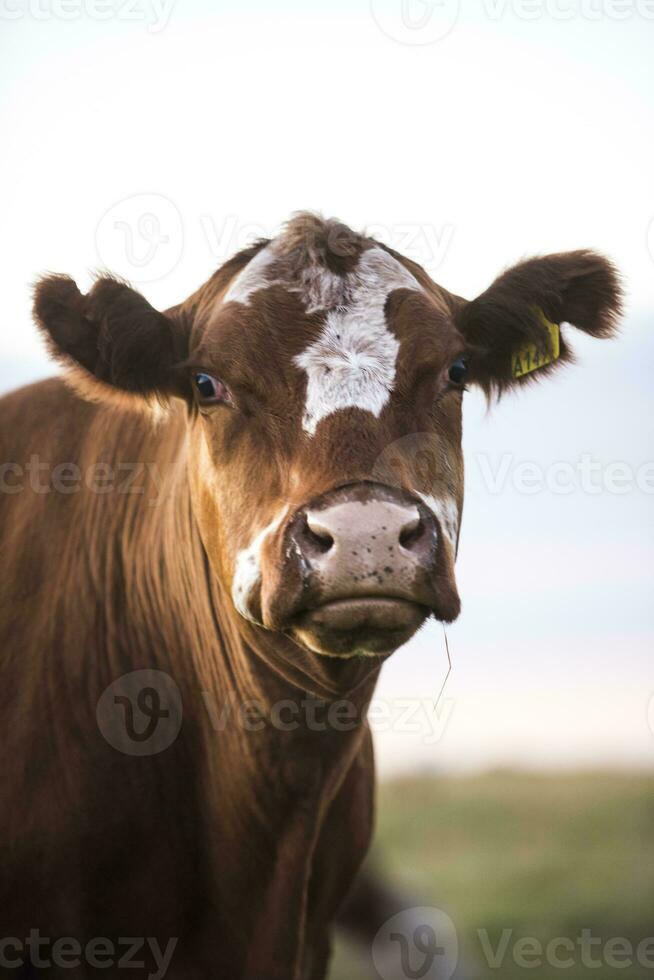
[33,274,189,404]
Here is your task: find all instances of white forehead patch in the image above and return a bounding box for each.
[223,245,278,305]
[221,240,423,435]
[223,241,347,313]
[294,248,422,435]
[232,506,288,623]
[294,308,399,437]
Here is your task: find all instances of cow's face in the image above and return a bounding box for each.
[34,214,621,660]
[185,236,466,658]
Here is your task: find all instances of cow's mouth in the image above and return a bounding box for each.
[289,597,429,658]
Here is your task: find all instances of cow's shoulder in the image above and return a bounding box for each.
[0,374,180,454]
[1,374,81,409]
[1,374,95,437]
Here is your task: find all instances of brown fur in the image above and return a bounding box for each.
[1,214,622,979]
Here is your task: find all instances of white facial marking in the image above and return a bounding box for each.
[223,244,278,305]
[289,264,346,314]
[222,238,423,435]
[294,309,399,437]
[232,507,288,622]
[294,248,422,435]
[415,492,460,551]
[222,243,346,313]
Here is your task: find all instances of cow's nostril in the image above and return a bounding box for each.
[399,515,424,550]
[304,515,334,554]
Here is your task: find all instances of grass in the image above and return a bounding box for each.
[329,771,654,979]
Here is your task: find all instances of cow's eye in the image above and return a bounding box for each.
[193,373,232,406]
[448,358,468,385]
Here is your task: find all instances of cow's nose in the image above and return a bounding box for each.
[291,484,438,602]
[305,503,422,558]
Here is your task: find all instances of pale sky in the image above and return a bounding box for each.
[1,0,653,773]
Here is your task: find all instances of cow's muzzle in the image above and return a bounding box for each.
[276,482,460,658]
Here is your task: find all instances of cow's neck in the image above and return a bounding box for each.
[114,407,380,763]
[48,401,377,979]
[131,408,379,693]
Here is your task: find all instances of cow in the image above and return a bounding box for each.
[0,213,621,979]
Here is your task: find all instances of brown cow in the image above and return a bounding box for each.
[0,214,621,979]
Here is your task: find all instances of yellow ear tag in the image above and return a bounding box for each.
[511,312,560,379]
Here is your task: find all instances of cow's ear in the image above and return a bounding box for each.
[455,251,622,397]
[33,274,189,405]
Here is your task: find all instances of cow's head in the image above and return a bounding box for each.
[34,214,621,660]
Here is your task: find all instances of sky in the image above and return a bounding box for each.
[1,0,653,775]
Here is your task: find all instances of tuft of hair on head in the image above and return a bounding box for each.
[276,211,370,275]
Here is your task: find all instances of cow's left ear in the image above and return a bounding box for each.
[455,251,622,396]
[33,273,189,404]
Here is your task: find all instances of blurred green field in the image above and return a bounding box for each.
[329,771,654,980]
